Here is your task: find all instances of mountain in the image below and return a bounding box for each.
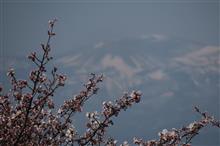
[56,35,219,98]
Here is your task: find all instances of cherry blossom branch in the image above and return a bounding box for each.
[132,106,220,146]
[59,73,103,118]
[50,74,104,142]
[76,91,141,146]
[13,19,57,146]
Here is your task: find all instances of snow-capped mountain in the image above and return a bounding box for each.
[56,35,219,100]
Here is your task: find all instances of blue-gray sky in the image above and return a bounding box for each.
[0,0,219,145]
[1,0,219,56]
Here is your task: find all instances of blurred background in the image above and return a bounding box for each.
[0,0,219,145]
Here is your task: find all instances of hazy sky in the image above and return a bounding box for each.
[0,0,219,145]
[1,0,219,56]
